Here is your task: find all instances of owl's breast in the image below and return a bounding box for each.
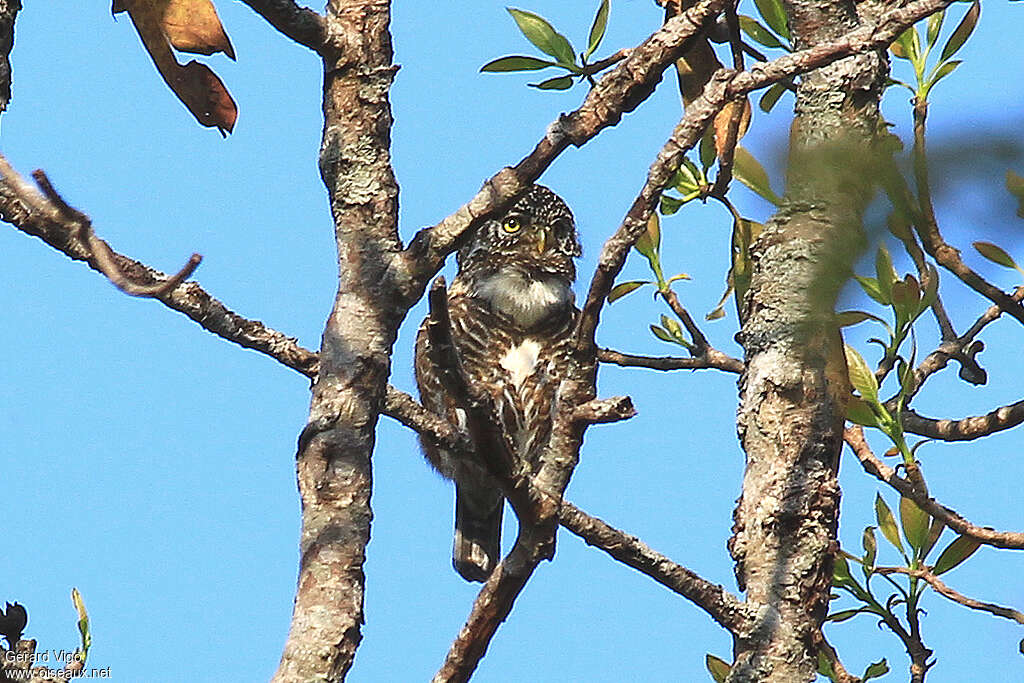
[474,268,572,330]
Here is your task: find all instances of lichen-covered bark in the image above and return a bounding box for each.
[0,0,20,112]
[727,1,886,681]
[272,1,400,680]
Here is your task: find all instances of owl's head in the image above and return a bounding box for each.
[458,185,581,280]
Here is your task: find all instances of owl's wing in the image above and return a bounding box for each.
[414,303,505,582]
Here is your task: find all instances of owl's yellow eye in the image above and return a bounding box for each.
[502,217,522,233]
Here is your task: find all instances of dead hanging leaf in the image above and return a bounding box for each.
[713,97,751,158]
[114,0,237,135]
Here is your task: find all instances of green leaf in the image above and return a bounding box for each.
[529,75,574,90]
[836,310,888,328]
[660,194,685,215]
[507,8,576,66]
[705,654,731,683]
[921,518,945,560]
[71,587,91,661]
[862,525,878,570]
[668,272,691,284]
[585,0,610,60]
[650,324,675,344]
[758,81,787,113]
[672,162,700,193]
[926,9,945,48]
[635,212,661,258]
[863,659,890,681]
[900,496,931,552]
[1006,170,1024,219]
[928,59,961,92]
[940,0,980,62]
[733,146,782,205]
[973,241,1019,270]
[854,275,890,306]
[827,608,865,623]
[844,345,879,402]
[832,552,853,585]
[738,15,784,50]
[481,55,557,72]
[817,650,838,682]
[608,280,648,303]
[752,0,789,40]
[875,493,905,555]
[891,26,917,61]
[846,397,880,428]
[932,535,981,574]
[661,314,684,340]
[699,127,716,171]
[875,246,897,302]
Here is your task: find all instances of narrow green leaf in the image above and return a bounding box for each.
[699,127,717,171]
[891,26,918,61]
[827,608,865,623]
[928,59,962,92]
[844,345,879,402]
[608,280,648,303]
[973,241,1019,270]
[926,10,945,48]
[863,659,890,681]
[507,8,576,66]
[900,496,931,551]
[836,310,888,328]
[705,654,731,683]
[854,275,890,305]
[661,314,684,340]
[71,587,91,661]
[752,0,789,40]
[1006,170,1024,219]
[846,397,880,428]
[758,82,787,113]
[921,518,945,560]
[875,246,897,302]
[832,552,853,584]
[862,525,878,570]
[667,272,691,283]
[585,0,610,60]
[738,16,783,50]
[817,650,839,682]
[875,494,905,555]
[650,324,675,344]
[733,146,782,205]
[481,55,557,72]
[641,212,661,254]
[529,75,574,90]
[940,0,980,62]
[932,535,981,574]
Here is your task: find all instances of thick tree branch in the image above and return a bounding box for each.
[902,399,1024,441]
[878,566,1024,625]
[559,501,747,633]
[845,427,1024,550]
[238,0,327,54]
[598,347,744,373]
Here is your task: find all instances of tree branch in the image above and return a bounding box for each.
[878,566,1024,625]
[0,155,321,379]
[844,426,1024,550]
[238,0,327,54]
[0,0,19,113]
[902,399,1024,441]
[558,501,747,633]
[598,347,744,373]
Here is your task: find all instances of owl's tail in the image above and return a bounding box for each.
[453,483,503,582]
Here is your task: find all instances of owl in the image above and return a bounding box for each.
[415,185,582,582]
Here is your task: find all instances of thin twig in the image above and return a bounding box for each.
[844,426,1024,549]
[902,399,1024,441]
[598,347,743,373]
[878,566,1024,625]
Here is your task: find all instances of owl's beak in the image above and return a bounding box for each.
[536,226,548,254]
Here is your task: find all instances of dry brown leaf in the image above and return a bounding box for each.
[114,0,237,134]
[713,97,751,157]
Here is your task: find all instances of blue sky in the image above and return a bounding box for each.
[2,1,1022,681]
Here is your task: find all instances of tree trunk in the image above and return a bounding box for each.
[728,1,886,680]
[273,1,400,680]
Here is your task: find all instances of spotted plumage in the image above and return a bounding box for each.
[415,185,581,582]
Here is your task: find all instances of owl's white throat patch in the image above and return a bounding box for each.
[477,268,571,329]
[499,339,542,388]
